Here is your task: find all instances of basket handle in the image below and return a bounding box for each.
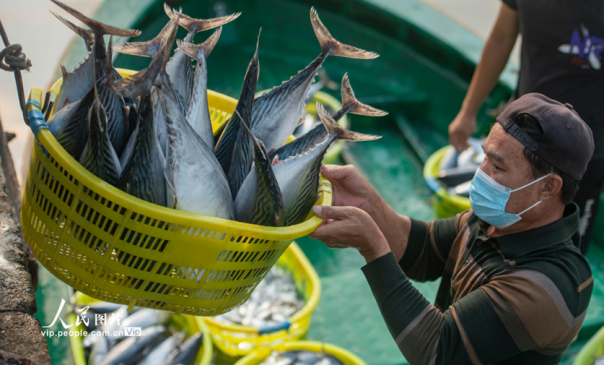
[26,87,49,136]
[258,321,291,335]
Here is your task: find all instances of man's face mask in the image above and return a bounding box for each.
[469,168,551,228]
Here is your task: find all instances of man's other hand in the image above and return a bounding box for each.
[448,112,476,153]
[309,205,390,263]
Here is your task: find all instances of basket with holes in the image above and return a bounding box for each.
[68,292,213,365]
[235,341,366,365]
[22,69,332,316]
[204,242,320,364]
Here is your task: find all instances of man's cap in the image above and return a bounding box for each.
[496,93,594,181]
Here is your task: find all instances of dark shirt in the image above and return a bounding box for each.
[362,203,593,364]
[502,0,604,158]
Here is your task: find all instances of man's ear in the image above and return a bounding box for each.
[540,174,563,201]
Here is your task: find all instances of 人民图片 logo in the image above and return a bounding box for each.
[558,24,604,70]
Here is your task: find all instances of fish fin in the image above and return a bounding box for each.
[297,114,307,127]
[177,26,222,62]
[310,7,378,59]
[271,156,280,166]
[316,102,382,141]
[164,170,178,209]
[60,64,69,79]
[318,68,338,90]
[51,0,141,38]
[107,19,179,98]
[165,3,240,33]
[340,73,388,116]
[51,10,94,43]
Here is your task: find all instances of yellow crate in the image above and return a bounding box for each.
[423,146,471,219]
[203,242,320,361]
[235,341,366,365]
[68,293,213,365]
[22,69,332,316]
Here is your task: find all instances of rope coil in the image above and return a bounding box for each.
[0,43,31,72]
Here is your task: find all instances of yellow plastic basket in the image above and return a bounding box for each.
[204,242,320,362]
[423,146,471,219]
[68,293,213,365]
[22,69,332,316]
[235,341,366,365]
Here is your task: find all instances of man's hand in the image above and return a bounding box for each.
[320,164,378,213]
[448,112,476,153]
[309,205,390,263]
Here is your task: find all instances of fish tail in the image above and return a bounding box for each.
[165,3,241,33]
[112,15,180,58]
[51,0,141,38]
[50,10,94,44]
[108,19,179,98]
[310,7,378,59]
[317,102,381,141]
[340,73,388,116]
[177,26,223,62]
[318,68,339,90]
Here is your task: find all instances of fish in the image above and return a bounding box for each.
[113,308,170,341]
[233,120,284,226]
[137,331,185,365]
[177,26,223,148]
[449,180,471,198]
[118,94,167,206]
[99,326,166,365]
[272,103,380,225]
[438,146,458,171]
[78,86,122,187]
[50,0,141,113]
[215,266,303,328]
[88,335,109,365]
[48,87,94,159]
[269,73,387,162]
[85,302,130,314]
[214,31,261,197]
[261,351,345,365]
[437,166,479,188]
[250,7,378,153]
[167,332,204,365]
[164,4,240,104]
[157,72,234,219]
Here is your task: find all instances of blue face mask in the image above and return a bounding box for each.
[469,168,551,228]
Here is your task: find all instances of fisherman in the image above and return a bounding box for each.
[448,0,604,254]
[310,93,594,364]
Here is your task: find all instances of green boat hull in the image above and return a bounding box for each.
[39,0,604,364]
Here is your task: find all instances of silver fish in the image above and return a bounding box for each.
[50,0,141,113]
[99,326,166,365]
[164,4,240,104]
[250,7,378,153]
[118,94,167,206]
[167,332,203,365]
[234,122,284,226]
[269,73,387,162]
[214,35,260,191]
[138,331,185,365]
[177,26,222,148]
[215,266,303,328]
[78,87,122,187]
[273,103,380,225]
[48,87,94,159]
[113,308,170,341]
[88,335,109,365]
[158,73,234,219]
[215,31,261,198]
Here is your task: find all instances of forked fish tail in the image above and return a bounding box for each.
[316,102,381,141]
[310,7,379,59]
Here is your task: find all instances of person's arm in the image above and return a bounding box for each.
[363,254,588,364]
[449,2,519,152]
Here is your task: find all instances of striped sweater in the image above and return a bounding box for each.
[362,203,592,364]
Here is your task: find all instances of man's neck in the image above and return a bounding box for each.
[485,205,566,238]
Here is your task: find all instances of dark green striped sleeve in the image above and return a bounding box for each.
[399,213,464,282]
[362,253,582,365]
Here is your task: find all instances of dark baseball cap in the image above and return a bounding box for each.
[496,93,594,181]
